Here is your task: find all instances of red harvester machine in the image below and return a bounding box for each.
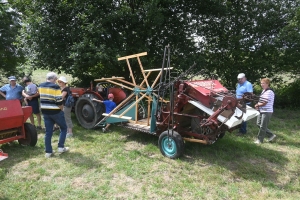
[0,99,38,161]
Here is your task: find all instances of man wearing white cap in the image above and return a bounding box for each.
[0,76,24,102]
[236,73,253,135]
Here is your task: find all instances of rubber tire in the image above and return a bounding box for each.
[218,132,226,139]
[18,123,38,146]
[75,96,105,129]
[158,130,184,159]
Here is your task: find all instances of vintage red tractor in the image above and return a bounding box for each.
[70,82,129,129]
[0,99,38,161]
[72,48,259,159]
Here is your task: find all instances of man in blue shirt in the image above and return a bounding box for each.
[0,76,24,102]
[236,73,253,135]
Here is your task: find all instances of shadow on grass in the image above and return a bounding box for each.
[59,151,102,169]
[0,142,44,179]
[114,125,289,187]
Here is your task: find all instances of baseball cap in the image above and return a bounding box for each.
[58,76,68,83]
[108,93,114,99]
[8,76,16,81]
[237,73,245,79]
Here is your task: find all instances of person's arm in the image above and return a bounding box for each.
[92,98,103,103]
[0,90,6,98]
[255,101,267,109]
[61,91,68,99]
[54,87,63,110]
[22,90,28,98]
[246,82,253,94]
[255,91,269,109]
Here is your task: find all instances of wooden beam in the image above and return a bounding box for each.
[102,113,132,120]
[94,77,125,81]
[183,138,208,144]
[126,59,136,86]
[137,57,150,88]
[118,52,147,61]
[104,80,133,91]
[144,67,173,72]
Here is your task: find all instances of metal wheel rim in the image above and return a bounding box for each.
[161,136,177,156]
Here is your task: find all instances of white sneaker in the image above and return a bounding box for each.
[66,133,73,138]
[102,128,106,133]
[268,135,277,142]
[58,147,69,153]
[254,140,262,144]
[45,152,54,158]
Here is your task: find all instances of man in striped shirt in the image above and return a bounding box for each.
[254,78,276,144]
[39,72,69,158]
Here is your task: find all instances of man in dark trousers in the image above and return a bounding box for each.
[236,73,253,135]
[38,72,69,158]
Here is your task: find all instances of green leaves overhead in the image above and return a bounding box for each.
[0,2,24,82]
[7,0,300,87]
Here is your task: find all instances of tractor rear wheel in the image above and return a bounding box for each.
[18,123,38,146]
[75,96,105,129]
[158,130,184,159]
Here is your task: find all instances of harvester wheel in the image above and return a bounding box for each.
[218,132,226,139]
[75,96,105,129]
[158,130,184,159]
[18,123,38,146]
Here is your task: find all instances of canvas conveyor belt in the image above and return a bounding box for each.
[118,123,152,134]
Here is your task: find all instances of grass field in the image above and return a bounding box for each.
[1,108,300,199]
[31,69,73,85]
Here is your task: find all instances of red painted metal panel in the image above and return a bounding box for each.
[184,80,228,107]
[22,106,32,123]
[0,100,25,131]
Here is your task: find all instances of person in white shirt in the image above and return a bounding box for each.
[254,78,276,144]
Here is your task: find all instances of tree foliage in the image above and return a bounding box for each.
[8,0,300,88]
[276,6,300,78]
[0,2,24,83]
[195,0,299,88]
[11,0,208,85]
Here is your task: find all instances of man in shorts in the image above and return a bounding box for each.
[22,76,43,130]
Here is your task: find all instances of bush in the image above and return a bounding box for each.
[273,80,300,108]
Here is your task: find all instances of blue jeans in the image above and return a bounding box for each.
[43,111,67,153]
[239,121,247,134]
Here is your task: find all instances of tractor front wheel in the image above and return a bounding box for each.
[158,130,184,159]
[18,123,38,146]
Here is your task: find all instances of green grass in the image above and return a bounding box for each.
[1,108,300,199]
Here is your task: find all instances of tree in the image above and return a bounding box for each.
[0,2,24,84]
[9,0,300,89]
[11,0,211,85]
[194,0,299,88]
[276,6,300,78]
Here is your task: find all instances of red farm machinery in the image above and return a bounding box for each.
[0,99,38,161]
[71,47,259,159]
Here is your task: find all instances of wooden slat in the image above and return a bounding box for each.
[144,67,173,72]
[102,113,132,120]
[94,77,125,81]
[183,138,208,144]
[137,57,150,88]
[118,52,147,61]
[128,120,148,125]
